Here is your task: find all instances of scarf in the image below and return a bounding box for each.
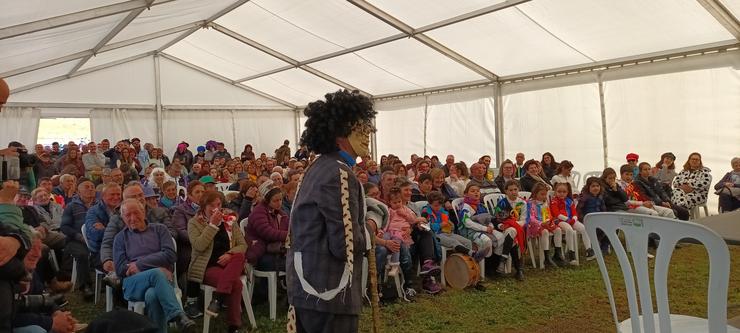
[463,196,480,213]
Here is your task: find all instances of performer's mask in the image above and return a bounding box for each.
[348,120,374,158]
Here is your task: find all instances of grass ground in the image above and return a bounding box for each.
[67,244,740,333]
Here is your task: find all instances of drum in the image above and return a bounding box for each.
[444,253,480,289]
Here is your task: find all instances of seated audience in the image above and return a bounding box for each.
[671,152,712,214]
[714,157,740,212]
[468,163,497,190]
[626,164,680,219]
[158,181,178,209]
[514,153,526,178]
[540,152,559,180]
[550,183,595,263]
[550,160,577,197]
[493,160,516,193]
[384,188,420,277]
[519,160,552,192]
[60,178,97,299]
[445,161,470,196]
[186,191,247,332]
[245,187,288,272]
[83,183,122,270]
[113,199,195,333]
[652,152,677,194]
[52,174,77,205]
[82,142,107,179]
[525,182,564,267]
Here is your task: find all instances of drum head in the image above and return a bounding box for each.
[444,254,470,289]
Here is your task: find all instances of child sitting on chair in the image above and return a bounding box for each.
[577,177,609,254]
[550,182,595,264]
[455,184,495,266]
[421,191,483,261]
[386,187,422,277]
[491,180,527,280]
[526,182,564,267]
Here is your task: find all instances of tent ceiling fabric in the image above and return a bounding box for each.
[2,0,739,106]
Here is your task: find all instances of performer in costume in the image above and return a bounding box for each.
[286,90,376,333]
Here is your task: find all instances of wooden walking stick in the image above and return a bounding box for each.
[367,228,382,333]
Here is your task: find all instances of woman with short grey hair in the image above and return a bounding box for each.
[714,157,740,212]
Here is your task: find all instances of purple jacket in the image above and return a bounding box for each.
[168,200,197,244]
[245,202,288,264]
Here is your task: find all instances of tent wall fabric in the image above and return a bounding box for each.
[90,108,158,146]
[0,107,40,148]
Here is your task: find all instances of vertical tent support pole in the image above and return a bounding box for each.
[154,53,163,148]
[597,73,608,169]
[371,116,378,161]
[423,96,429,157]
[493,82,504,165]
[294,108,301,150]
[231,109,237,154]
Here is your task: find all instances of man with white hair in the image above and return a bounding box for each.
[113,199,194,332]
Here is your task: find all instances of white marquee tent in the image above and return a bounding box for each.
[1,0,739,208]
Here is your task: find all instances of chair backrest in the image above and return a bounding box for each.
[80,225,89,247]
[546,190,554,203]
[518,191,531,200]
[240,218,248,235]
[583,171,602,181]
[483,193,505,214]
[451,197,464,221]
[215,183,231,192]
[411,201,428,216]
[583,212,730,333]
[571,170,582,191]
[480,187,501,196]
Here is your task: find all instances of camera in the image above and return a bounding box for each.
[15,293,66,313]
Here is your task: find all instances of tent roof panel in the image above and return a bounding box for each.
[5,60,78,90]
[1,0,125,29]
[165,28,291,80]
[517,0,734,61]
[108,0,235,44]
[0,13,127,73]
[367,0,506,28]
[216,0,397,61]
[426,9,592,76]
[244,68,343,105]
[311,38,486,95]
[81,35,175,70]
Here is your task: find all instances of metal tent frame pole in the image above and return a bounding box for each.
[597,73,608,169]
[493,83,504,165]
[154,54,164,148]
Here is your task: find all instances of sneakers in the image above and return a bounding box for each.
[422,276,441,295]
[81,286,95,302]
[184,301,203,319]
[567,250,578,266]
[552,248,566,266]
[419,260,440,276]
[514,269,524,281]
[585,248,596,261]
[174,313,196,333]
[403,287,417,300]
[473,282,486,291]
[102,273,121,289]
[388,264,400,277]
[205,298,222,318]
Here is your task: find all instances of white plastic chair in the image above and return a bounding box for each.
[201,276,257,332]
[483,193,505,214]
[583,171,602,181]
[584,212,737,333]
[240,218,284,321]
[80,225,106,305]
[450,198,485,279]
[177,185,187,202]
[571,171,582,191]
[410,200,428,216]
[690,203,710,220]
[215,183,231,192]
[518,191,531,200]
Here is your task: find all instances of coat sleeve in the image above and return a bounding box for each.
[83,206,103,252]
[60,205,77,240]
[715,173,731,190]
[250,208,289,242]
[134,226,176,271]
[188,218,219,252]
[100,217,123,263]
[113,233,129,278]
[459,205,488,232]
[169,209,190,244]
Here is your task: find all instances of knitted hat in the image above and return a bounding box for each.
[258,179,274,198]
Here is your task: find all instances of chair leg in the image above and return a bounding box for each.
[105,286,113,312]
[395,271,407,302]
[539,239,545,269]
[361,258,368,303]
[505,257,512,274]
[202,287,212,333]
[574,235,580,266]
[703,204,709,217]
[478,259,485,280]
[440,249,446,287]
[268,273,277,321]
[527,239,536,268]
[240,277,257,329]
[94,273,102,304]
[71,259,77,291]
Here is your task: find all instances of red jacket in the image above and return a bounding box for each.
[245,202,289,264]
[550,196,577,225]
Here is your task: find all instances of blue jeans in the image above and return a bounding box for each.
[123,268,182,333]
[375,245,388,281]
[13,326,45,333]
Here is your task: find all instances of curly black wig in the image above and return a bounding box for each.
[299,89,376,155]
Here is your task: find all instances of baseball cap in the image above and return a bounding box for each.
[626,153,639,162]
[199,176,216,184]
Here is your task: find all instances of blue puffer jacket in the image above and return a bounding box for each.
[84,200,115,253]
